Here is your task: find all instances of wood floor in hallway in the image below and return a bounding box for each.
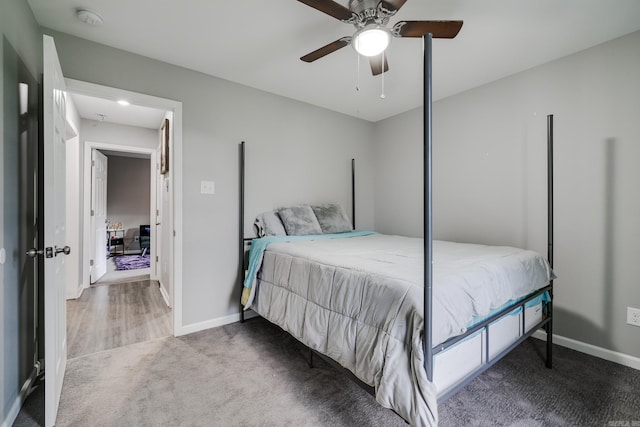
[66,280,171,359]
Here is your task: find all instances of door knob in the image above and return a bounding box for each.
[25,248,44,258]
[27,247,55,258]
[55,246,71,256]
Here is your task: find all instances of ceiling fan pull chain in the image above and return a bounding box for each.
[356,52,361,92]
[380,50,386,99]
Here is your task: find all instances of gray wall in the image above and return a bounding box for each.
[105,155,151,252]
[0,0,42,424]
[82,119,159,151]
[47,30,376,327]
[374,30,640,359]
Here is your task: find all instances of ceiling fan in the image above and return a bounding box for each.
[298,0,463,75]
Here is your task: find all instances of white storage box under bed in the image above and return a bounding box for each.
[433,300,544,396]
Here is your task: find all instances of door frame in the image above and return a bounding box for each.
[82,142,158,282]
[66,78,183,336]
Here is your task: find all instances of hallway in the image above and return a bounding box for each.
[66,280,171,359]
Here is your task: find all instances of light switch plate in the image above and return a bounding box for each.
[200,180,215,195]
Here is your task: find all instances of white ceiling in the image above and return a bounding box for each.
[70,93,167,129]
[28,0,640,122]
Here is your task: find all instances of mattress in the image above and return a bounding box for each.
[242,232,553,426]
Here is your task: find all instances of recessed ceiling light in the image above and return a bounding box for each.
[117,100,130,106]
[75,8,104,26]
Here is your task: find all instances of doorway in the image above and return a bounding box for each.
[64,79,181,333]
[92,150,153,285]
[64,88,175,357]
[58,79,182,361]
[84,146,156,287]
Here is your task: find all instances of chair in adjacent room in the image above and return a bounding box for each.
[139,224,151,256]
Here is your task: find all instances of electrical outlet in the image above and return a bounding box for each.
[627,307,640,327]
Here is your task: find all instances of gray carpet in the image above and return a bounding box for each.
[56,317,406,427]
[12,376,44,427]
[439,339,640,426]
[28,317,640,426]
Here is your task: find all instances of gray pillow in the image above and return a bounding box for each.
[254,211,287,237]
[277,205,322,236]
[311,204,353,234]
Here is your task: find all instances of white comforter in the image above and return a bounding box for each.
[247,234,553,426]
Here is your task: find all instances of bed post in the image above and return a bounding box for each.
[239,141,246,323]
[351,158,356,230]
[423,33,434,382]
[546,115,554,368]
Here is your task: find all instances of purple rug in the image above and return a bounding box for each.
[113,254,150,271]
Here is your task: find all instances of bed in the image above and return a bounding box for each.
[237,34,555,427]
[241,230,553,426]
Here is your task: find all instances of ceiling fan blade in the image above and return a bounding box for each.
[300,37,352,63]
[369,54,389,76]
[297,0,354,21]
[379,0,408,12]
[392,20,463,38]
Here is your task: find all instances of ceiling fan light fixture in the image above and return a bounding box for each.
[353,25,391,57]
[75,8,104,26]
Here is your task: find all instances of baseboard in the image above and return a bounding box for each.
[157,281,171,308]
[1,367,38,427]
[175,310,259,336]
[1,396,20,427]
[533,330,640,370]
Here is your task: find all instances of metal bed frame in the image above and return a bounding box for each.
[238,33,553,409]
[420,34,554,401]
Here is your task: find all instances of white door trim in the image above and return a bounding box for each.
[67,78,183,337]
[82,142,158,281]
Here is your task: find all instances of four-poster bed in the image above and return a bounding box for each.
[238,34,554,426]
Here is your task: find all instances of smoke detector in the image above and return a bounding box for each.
[76,8,104,26]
